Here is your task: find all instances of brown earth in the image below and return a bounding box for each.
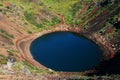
[14,24,116,77]
[0,2,117,79]
[0,12,114,77]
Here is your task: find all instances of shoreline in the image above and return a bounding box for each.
[14,26,116,76]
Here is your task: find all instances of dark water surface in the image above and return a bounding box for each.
[30,32,103,72]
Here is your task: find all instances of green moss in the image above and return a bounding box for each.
[27,31,32,34]
[50,16,61,26]
[0,29,14,39]
[0,4,3,6]
[0,59,7,64]
[12,62,24,71]
[0,54,6,59]
[24,11,42,28]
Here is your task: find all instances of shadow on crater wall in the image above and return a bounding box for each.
[88,50,120,76]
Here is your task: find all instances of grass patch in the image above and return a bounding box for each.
[24,11,43,28]
[23,61,55,75]
[0,29,14,39]
[42,0,80,24]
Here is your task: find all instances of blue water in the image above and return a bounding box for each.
[30,32,103,72]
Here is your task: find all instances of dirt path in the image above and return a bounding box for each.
[15,34,45,68]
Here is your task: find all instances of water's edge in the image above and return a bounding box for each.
[16,27,112,75]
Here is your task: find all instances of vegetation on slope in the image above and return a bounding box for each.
[0,0,120,79]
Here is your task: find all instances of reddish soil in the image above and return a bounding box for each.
[0,3,117,79]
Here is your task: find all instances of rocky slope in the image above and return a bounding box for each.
[0,0,120,79]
